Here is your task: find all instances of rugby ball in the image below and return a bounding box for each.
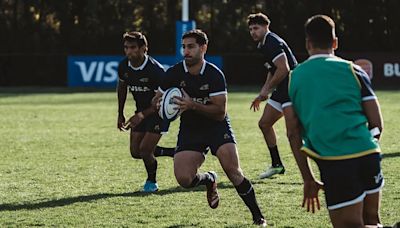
[159,87,183,121]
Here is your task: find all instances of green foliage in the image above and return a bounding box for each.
[1,0,400,54]
[0,89,399,227]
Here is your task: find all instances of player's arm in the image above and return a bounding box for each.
[355,65,384,140]
[117,79,128,130]
[282,105,323,213]
[175,89,227,121]
[250,71,272,111]
[264,54,290,95]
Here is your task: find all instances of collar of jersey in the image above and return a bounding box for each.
[257,31,271,48]
[308,54,335,60]
[128,55,149,71]
[183,60,206,75]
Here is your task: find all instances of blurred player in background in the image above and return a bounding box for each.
[248,13,298,179]
[282,15,384,227]
[156,29,267,226]
[117,31,175,192]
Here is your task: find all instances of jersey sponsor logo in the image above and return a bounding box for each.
[192,97,210,104]
[139,77,149,83]
[199,84,209,90]
[383,63,400,77]
[128,85,151,92]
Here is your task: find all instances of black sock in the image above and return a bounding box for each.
[144,159,157,183]
[154,146,175,157]
[188,173,214,188]
[235,178,263,221]
[268,145,283,167]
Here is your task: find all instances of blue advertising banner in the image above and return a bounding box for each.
[68,55,223,87]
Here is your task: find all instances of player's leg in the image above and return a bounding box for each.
[215,143,266,226]
[259,101,285,179]
[139,132,162,192]
[361,153,384,226]
[130,131,144,159]
[363,191,382,226]
[328,202,364,228]
[174,150,219,208]
[154,146,175,157]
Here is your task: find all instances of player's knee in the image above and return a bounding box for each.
[175,174,193,188]
[130,147,141,159]
[258,119,271,130]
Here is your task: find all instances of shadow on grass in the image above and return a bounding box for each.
[0,182,235,211]
[382,152,400,159]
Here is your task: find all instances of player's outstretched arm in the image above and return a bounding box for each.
[362,99,384,140]
[283,106,323,213]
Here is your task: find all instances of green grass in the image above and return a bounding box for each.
[0,88,399,227]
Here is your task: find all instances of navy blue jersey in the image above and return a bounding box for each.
[258,31,297,74]
[161,60,230,128]
[118,55,165,112]
[281,56,376,108]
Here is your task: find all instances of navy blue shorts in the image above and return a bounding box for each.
[315,153,384,210]
[175,121,236,156]
[132,113,169,134]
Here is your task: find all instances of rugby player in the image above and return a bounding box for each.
[248,13,298,179]
[282,15,384,227]
[157,29,267,226]
[117,31,175,192]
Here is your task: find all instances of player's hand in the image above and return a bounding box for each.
[117,115,126,131]
[151,93,162,111]
[174,89,194,112]
[302,180,324,213]
[125,112,145,130]
[250,94,268,112]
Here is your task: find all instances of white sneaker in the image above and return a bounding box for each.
[259,165,285,179]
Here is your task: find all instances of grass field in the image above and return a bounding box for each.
[0,88,399,227]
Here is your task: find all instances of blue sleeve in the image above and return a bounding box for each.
[209,68,227,97]
[353,64,376,101]
[265,37,285,63]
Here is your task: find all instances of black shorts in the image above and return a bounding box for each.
[175,120,236,156]
[315,153,384,210]
[132,113,169,134]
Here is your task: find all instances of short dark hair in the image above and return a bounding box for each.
[305,15,335,49]
[182,29,208,45]
[247,13,270,26]
[122,31,148,47]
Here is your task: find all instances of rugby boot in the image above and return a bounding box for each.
[205,171,219,209]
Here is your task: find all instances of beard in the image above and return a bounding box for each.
[184,56,200,67]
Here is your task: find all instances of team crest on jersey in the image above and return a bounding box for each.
[180,81,186,87]
[154,125,160,131]
[199,84,209,90]
[223,133,230,139]
[139,77,149,83]
[264,62,271,69]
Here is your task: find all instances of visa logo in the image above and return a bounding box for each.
[74,61,118,82]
